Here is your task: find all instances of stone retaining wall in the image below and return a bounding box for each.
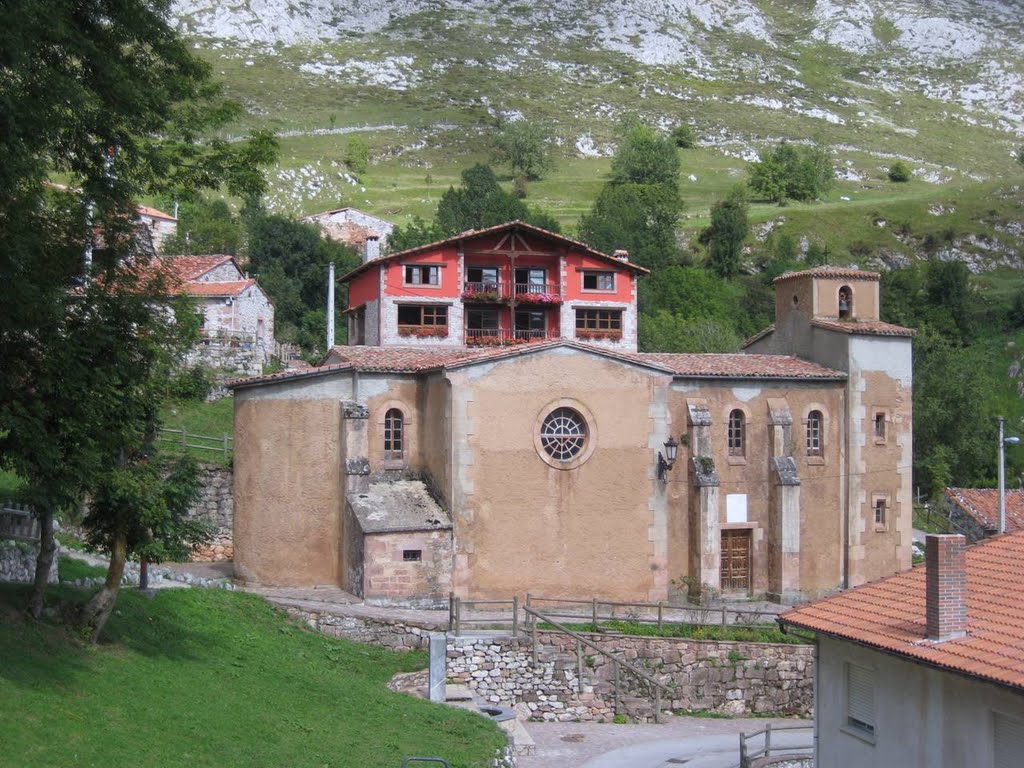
[447,632,814,722]
[0,541,58,584]
[189,464,233,562]
[283,605,438,651]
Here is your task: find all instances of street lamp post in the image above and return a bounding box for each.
[998,417,1021,534]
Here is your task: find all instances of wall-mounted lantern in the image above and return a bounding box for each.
[657,436,680,482]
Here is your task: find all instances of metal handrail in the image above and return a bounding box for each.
[739,723,814,767]
[522,604,672,723]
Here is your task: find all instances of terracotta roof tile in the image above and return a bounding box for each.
[184,280,255,298]
[811,318,915,337]
[780,532,1024,691]
[136,205,176,221]
[337,220,650,283]
[228,342,846,388]
[158,255,236,282]
[945,488,1024,533]
[629,352,845,380]
[773,266,880,283]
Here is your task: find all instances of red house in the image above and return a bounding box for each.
[338,221,649,351]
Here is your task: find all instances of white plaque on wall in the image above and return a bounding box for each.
[726,494,748,523]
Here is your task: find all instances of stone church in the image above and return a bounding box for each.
[229,221,913,606]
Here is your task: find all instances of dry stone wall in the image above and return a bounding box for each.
[0,541,57,584]
[283,605,436,650]
[447,632,813,722]
[189,464,233,562]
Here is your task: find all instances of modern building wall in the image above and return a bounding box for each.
[815,634,1024,768]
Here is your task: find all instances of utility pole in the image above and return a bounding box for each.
[326,262,335,350]
[999,416,1006,534]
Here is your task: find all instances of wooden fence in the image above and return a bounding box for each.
[0,502,39,542]
[157,428,233,460]
[447,593,781,636]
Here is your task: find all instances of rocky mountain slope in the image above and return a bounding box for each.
[170,1,1024,271]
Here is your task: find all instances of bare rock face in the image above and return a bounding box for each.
[387,669,430,698]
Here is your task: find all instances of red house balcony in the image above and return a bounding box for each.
[461,281,562,304]
[465,328,556,346]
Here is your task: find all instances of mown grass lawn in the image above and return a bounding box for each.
[0,586,504,768]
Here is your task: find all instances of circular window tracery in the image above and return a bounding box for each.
[540,407,588,461]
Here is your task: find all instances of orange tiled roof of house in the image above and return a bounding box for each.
[774,266,880,283]
[160,255,236,282]
[136,205,176,221]
[811,318,916,337]
[183,280,255,298]
[227,342,846,388]
[780,531,1024,691]
[945,488,1024,534]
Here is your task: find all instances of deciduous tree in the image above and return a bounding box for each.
[0,0,276,619]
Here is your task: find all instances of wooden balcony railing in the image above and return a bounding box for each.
[465,328,555,346]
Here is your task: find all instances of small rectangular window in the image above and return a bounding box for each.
[874,412,886,440]
[806,411,823,456]
[582,271,615,291]
[874,498,887,527]
[402,549,422,562]
[404,265,440,286]
[846,663,875,737]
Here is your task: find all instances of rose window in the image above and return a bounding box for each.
[540,408,588,461]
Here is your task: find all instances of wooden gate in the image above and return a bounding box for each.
[721,529,751,593]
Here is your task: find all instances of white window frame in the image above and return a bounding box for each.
[581,270,615,292]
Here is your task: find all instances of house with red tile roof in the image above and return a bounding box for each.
[780,533,1024,768]
[943,487,1024,541]
[161,255,275,375]
[226,225,913,607]
[135,205,177,254]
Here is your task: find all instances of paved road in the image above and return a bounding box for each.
[518,716,813,768]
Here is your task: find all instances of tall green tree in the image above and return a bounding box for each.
[701,186,749,278]
[492,120,555,182]
[0,0,276,619]
[749,142,834,204]
[163,199,243,255]
[247,214,359,355]
[579,120,682,271]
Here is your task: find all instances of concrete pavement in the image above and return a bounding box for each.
[517,715,813,768]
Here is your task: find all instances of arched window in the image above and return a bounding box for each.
[806,410,823,456]
[384,409,404,461]
[838,286,853,319]
[727,410,745,456]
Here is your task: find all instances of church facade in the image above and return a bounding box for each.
[229,222,913,606]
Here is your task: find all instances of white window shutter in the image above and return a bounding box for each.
[995,713,1024,768]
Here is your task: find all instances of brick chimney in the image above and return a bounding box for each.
[925,534,967,642]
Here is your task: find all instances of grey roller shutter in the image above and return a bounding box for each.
[846,663,875,734]
[994,713,1024,768]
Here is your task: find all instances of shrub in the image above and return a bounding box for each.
[670,123,696,148]
[169,366,215,401]
[888,161,912,182]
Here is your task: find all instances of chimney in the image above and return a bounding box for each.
[363,234,381,263]
[613,249,629,261]
[925,534,967,642]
